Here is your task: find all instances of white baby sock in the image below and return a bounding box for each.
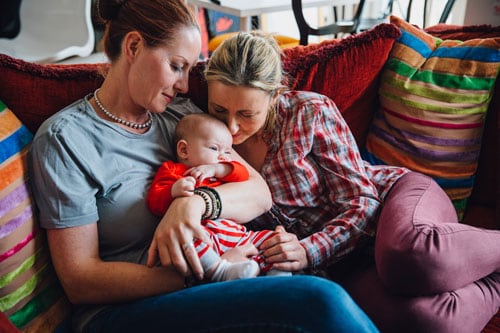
[210,259,260,281]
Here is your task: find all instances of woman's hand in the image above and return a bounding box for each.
[147,195,211,280]
[259,226,308,272]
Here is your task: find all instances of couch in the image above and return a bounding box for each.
[0,16,498,332]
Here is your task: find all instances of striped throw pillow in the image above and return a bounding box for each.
[362,16,500,220]
[0,101,69,331]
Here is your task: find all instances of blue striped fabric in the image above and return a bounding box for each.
[0,125,32,164]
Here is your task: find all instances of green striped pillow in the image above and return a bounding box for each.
[0,101,69,331]
[362,16,500,221]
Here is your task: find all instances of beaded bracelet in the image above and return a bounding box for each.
[193,188,213,220]
[202,187,221,219]
[194,187,222,220]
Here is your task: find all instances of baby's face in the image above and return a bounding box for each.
[185,126,233,166]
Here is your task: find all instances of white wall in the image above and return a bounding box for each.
[463,0,500,25]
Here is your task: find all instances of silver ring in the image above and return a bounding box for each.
[182,242,194,252]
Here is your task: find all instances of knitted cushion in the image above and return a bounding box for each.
[362,16,500,220]
[0,54,107,134]
[0,102,69,332]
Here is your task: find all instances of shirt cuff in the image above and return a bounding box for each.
[300,238,323,269]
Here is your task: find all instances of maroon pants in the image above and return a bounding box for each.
[340,172,500,332]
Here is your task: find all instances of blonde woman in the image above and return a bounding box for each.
[201,31,500,333]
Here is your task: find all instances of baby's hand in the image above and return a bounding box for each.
[185,164,231,182]
[171,176,196,198]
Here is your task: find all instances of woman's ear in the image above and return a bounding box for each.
[123,31,143,61]
[177,140,189,160]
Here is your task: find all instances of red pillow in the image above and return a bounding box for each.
[0,54,107,133]
[0,54,211,134]
[281,23,401,146]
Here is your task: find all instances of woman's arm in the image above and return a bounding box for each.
[47,223,184,304]
[217,149,272,221]
[257,93,383,271]
[301,96,381,268]
[147,149,272,279]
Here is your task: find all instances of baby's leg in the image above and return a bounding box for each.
[195,221,260,282]
[196,242,259,281]
[375,172,500,295]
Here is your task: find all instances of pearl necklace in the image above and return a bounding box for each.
[93,89,152,130]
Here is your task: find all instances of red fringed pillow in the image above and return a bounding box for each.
[0,54,212,134]
[281,23,401,146]
[0,55,107,134]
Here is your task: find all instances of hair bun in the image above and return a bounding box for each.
[97,0,127,20]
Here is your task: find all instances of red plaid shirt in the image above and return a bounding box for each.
[251,91,408,269]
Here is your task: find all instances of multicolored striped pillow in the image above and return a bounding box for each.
[0,101,69,331]
[362,16,500,220]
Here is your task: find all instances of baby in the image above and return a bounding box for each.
[147,113,290,281]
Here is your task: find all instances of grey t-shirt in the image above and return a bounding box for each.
[29,95,202,331]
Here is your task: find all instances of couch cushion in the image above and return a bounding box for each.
[0,102,69,332]
[0,54,106,134]
[425,24,500,226]
[362,16,500,221]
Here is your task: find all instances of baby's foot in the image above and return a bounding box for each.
[211,259,260,281]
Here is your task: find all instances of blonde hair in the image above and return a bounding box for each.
[205,31,287,133]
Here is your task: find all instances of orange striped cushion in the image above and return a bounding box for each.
[0,101,69,331]
[362,16,500,221]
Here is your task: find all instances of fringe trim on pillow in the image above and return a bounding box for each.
[0,54,108,80]
[281,23,401,73]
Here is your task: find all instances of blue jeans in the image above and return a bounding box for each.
[85,275,378,333]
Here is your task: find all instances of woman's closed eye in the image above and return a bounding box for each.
[240,111,256,119]
[212,107,255,119]
[212,106,226,114]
